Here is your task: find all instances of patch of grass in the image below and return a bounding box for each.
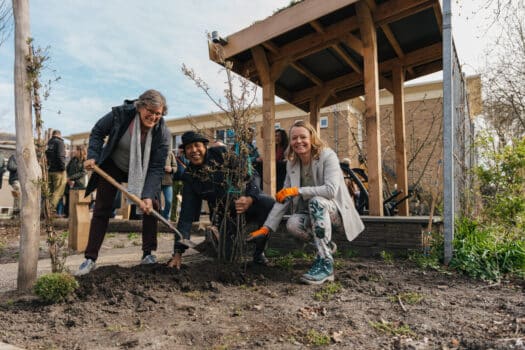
[450,217,525,281]
[369,319,415,337]
[212,346,229,350]
[344,249,358,258]
[291,250,311,259]
[184,291,203,299]
[106,233,116,238]
[380,250,394,264]
[105,324,124,332]
[388,292,424,305]
[274,253,294,270]
[333,259,343,270]
[305,329,330,346]
[127,232,139,240]
[265,248,281,258]
[313,281,342,301]
[409,251,441,270]
[131,240,141,246]
[113,243,125,249]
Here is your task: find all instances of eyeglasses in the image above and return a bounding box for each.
[145,107,163,117]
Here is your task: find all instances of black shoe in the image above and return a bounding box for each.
[253,252,269,266]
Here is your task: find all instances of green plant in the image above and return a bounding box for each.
[305,329,330,346]
[388,292,424,305]
[291,249,312,259]
[380,250,394,264]
[274,254,294,270]
[313,281,342,301]
[33,273,79,303]
[344,249,358,258]
[265,248,281,258]
[369,320,415,337]
[127,232,139,240]
[450,217,525,280]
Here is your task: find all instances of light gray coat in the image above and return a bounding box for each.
[264,148,364,241]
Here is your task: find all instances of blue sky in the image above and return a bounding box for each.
[0,1,495,137]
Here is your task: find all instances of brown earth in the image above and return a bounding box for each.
[0,221,524,350]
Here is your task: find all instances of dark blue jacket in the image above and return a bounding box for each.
[85,100,171,199]
[176,146,261,240]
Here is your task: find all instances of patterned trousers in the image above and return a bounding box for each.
[286,196,343,261]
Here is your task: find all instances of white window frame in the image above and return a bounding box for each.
[320,116,329,129]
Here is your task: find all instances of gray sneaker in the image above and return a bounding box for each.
[300,258,334,285]
[141,254,157,265]
[75,258,96,276]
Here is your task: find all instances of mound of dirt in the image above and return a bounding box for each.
[0,254,523,350]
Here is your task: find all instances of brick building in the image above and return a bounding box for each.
[68,76,481,213]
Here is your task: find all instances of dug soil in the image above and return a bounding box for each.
[0,222,524,350]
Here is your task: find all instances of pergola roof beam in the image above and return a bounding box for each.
[291,42,441,104]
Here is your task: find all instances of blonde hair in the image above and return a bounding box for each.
[76,145,87,162]
[286,120,326,163]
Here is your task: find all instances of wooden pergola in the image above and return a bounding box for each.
[209,0,443,216]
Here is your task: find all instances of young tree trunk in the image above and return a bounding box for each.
[13,0,42,290]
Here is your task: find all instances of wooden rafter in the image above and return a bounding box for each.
[433,2,443,35]
[380,24,415,76]
[374,0,434,26]
[290,42,441,104]
[332,44,361,73]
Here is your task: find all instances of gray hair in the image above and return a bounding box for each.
[135,89,168,116]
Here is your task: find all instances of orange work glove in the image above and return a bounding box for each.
[246,226,269,242]
[275,187,299,203]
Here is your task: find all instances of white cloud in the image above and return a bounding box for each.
[0,0,498,137]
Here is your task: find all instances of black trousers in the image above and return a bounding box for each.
[214,193,275,259]
[84,159,159,261]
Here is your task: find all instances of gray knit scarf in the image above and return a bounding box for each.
[127,113,152,207]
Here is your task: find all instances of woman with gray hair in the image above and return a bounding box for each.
[76,89,171,275]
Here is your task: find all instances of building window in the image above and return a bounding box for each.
[274,122,281,129]
[320,116,328,129]
[172,134,182,150]
[215,129,226,143]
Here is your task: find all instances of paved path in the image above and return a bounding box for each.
[0,233,205,293]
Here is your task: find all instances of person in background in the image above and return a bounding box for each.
[249,121,364,285]
[161,149,177,219]
[63,145,88,218]
[75,89,170,276]
[0,152,6,190]
[247,127,263,189]
[167,131,275,269]
[6,154,20,219]
[275,128,289,191]
[46,129,67,214]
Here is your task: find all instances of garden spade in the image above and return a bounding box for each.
[92,165,197,249]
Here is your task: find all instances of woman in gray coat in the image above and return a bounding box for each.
[248,121,364,284]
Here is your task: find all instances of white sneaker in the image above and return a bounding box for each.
[141,254,157,265]
[75,258,96,276]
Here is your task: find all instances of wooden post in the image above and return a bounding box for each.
[68,189,91,251]
[357,1,383,216]
[392,63,409,215]
[117,187,131,220]
[309,95,320,133]
[252,45,276,195]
